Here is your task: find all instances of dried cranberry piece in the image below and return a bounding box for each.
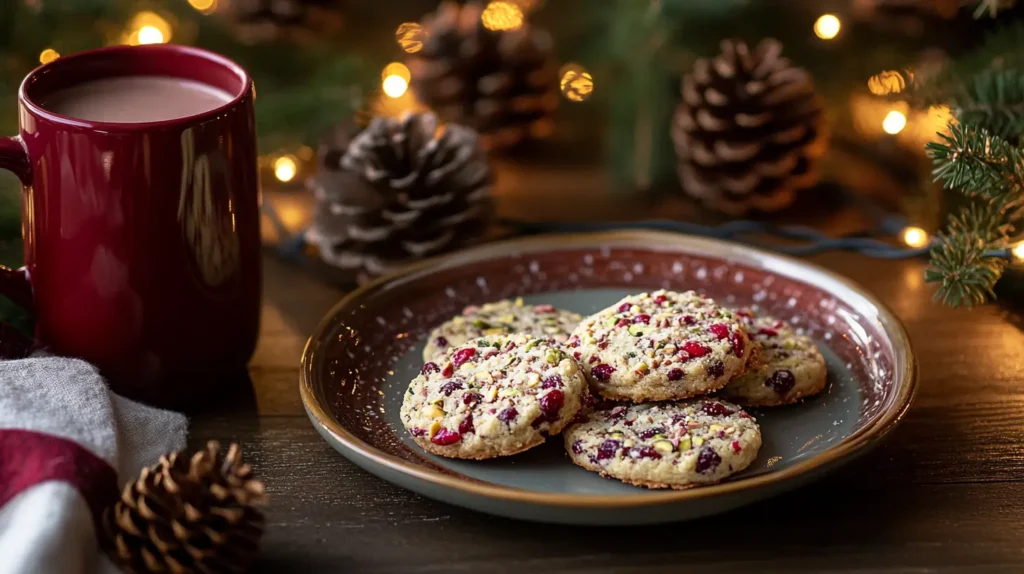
[682,315,696,325]
[597,340,609,350]
[731,331,746,357]
[653,294,667,305]
[534,304,556,313]
[568,335,581,348]
[435,336,449,348]
[462,392,482,406]
[573,351,582,361]
[441,363,454,377]
[682,341,710,358]
[633,314,651,325]
[540,389,565,416]
[409,427,426,437]
[596,439,621,460]
[695,446,721,473]
[667,368,684,381]
[440,381,464,396]
[627,446,662,460]
[588,355,599,364]
[571,440,584,455]
[617,302,632,313]
[757,327,778,337]
[591,364,616,381]
[638,426,665,439]
[452,347,476,368]
[605,406,627,420]
[731,440,742,454]
[707,360,725,379]
[616,318,630,328]
[430,428,461,446]
[542,375,563,389]
[708,323,729,339]
[458,414,475,434]
[701,401,733,416]
[765,370,796,395]
[421,362,440,376]
[498,407,519,423]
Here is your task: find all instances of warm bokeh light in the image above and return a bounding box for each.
[187,0,218,14]
[481,1,524,31]
[39,48,59,64]
[868,70,906,95]
[381,62,411,98]
[883,110,908,134]
[273,155,298,183]
[1013,242,1024,261]
[396,22,425,53]
[814,14,841,40]
[902,227,929,248]
[125,12,172,45]
[559,63,594,102]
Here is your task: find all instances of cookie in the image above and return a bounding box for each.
[564,399,761,489]
[568,290,752,401]
[719,310,827,406]
[401,334,588,459]
[423,298,582,362]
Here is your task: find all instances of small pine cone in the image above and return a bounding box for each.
[407,1,559,151]
[671,38,828,215]
[104,442,268,574]
[222,0,343,44]
[305,112,494,284]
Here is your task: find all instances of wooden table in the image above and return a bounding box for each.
[186,246,1024,573]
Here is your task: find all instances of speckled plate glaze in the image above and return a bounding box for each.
[300,231,917,525]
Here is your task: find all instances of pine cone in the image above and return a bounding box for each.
[407,1,559,151]
[671,38,827,215]
[305,112,494,284]
[222,0,342,44]
[104,442,267,574]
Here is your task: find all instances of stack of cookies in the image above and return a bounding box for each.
[400,291,828,489]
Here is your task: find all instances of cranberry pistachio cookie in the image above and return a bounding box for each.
[720,311,827,406]
[402,333,588,459]
[423,298,582,362]
[568,290,752,401]
[564,399,761,489]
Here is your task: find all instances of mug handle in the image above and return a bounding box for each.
[0,136,35,358]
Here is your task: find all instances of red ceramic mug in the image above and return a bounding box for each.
[0,44,261,401]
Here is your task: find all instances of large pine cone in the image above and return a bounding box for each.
[671,38,827,215]
[407,1,559,151]
[305,112,494,284]
[221,0,343,44]
[104,442,267,574]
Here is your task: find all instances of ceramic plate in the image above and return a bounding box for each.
[300,231,917,525]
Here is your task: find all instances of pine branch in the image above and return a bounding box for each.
[926,231,1008,307]
[926,123,1024,200]
[974,0,1018,18]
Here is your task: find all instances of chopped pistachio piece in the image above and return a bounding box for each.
[653,439,675,454]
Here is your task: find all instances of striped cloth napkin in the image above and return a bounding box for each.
[0,357,187,574]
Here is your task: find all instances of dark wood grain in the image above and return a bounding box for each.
[190,206,1024,572]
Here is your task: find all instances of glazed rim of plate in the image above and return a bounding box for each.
[300,230,918,508]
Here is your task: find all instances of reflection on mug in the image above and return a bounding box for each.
[177,128,240,288]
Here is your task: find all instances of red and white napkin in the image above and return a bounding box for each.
[0,357,187,574]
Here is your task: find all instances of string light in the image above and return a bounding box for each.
[395,22,424,53]
[39,49,59,64]
[867,70,906,95]
[559,63,594,102]
[273,155,298,183]
[1013,242,1024,261]
[124,12,172,45]
[901,226,929,248]
[882,110,907,134]
[187,0,218,14]
[481,1,524,31]
[814,14,841,40]
[381,62,411,99]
